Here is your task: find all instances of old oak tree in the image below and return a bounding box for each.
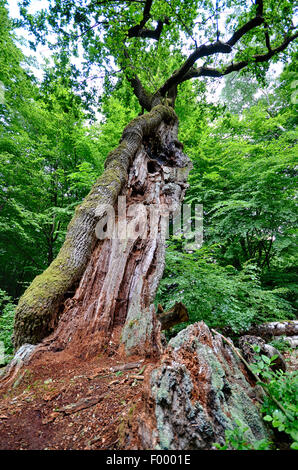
[11,0,297,361]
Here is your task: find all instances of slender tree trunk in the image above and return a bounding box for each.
[13,104,192,360]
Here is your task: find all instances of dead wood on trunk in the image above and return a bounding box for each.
[157,302,189,330]
[244,321,298,341]
[57,395,105,415]
[10,104,192,367]
[110,362,143,372]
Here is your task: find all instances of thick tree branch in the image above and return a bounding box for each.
[256,0,264,16]
[181,32,298,82]
[126,72,153,110]
[128,18,169,41]
[126,0,169,41]
[226,0,264,47]
[223,31,298,75]
[226,15,264,47]
[127,0,152,35]
[157,41,232,97]
[121,0,295,109]
[264,23,272,51]
[122,49,153,111]
[155,0,268,98]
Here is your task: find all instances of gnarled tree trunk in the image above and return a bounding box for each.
[12,104,192,361]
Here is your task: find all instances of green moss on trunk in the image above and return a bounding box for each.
[13,105,177,350]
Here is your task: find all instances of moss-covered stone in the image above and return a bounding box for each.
[136,322,271,450]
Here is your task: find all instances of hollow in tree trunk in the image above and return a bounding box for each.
[12,104,192,360]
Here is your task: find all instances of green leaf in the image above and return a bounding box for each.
[263,415,273,422]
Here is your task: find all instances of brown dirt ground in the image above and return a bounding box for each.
[0,340,296,451]
[0,340,157,450]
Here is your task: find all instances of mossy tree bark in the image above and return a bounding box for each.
[13,104,192,359]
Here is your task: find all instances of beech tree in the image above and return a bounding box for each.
[13,0,297,358]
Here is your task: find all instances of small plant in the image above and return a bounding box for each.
[249,345,279,378]
[250,345,298,449]
[269,337,292,354]
[0,289,15,365]
[213,419,272,450]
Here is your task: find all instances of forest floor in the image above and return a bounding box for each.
[0,333,157,450]
[0,342,297,450]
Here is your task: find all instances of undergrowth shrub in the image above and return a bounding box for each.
[0,289,15,365]
[250,346,298,449]
[156,242,294,338]
[213,419,272,450]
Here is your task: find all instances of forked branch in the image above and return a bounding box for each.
[182,31,298,81]
[127,0,169,41]
[154,0,296,99]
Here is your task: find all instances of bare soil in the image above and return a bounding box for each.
[0,342,157,450]
[0,340,296,451]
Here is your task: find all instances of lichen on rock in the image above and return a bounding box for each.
[132,322,271,450]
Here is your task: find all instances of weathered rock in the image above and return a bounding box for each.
[130,322,270,450]
[238,335,287,372]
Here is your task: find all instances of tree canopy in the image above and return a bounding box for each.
[18,0,297,109]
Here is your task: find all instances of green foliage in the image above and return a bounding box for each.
[172,60,298,325]
[269,337,292,354]
[0,289,15,364]
[220,71,260,114]
[0,2,107,298]
[250,346,298,449]
[17,0,297,99]
[214,419,272,450]
[0,2,148,302]
[156,241,294,337]
[184,97,297,274]
[214,348,298,450]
